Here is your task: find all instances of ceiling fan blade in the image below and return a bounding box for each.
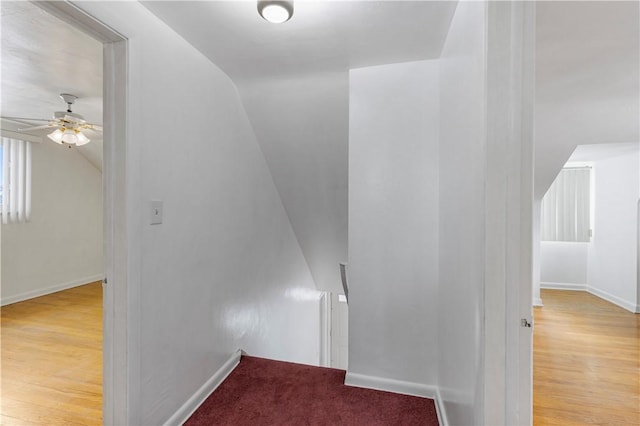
[18,124,56,131]
[1,116,51,124]
[63,114,86,124]
[83,123,103,132]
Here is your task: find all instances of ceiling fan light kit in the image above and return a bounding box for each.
[47,127,90,146]
[2,93,101,148]
[48,93,91,147]
[47,128,64,143]
[258,0,293,24]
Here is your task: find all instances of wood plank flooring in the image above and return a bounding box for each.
[1,282,102,426]
[534,289,640,425]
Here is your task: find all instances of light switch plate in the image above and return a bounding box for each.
[150,200,163,225]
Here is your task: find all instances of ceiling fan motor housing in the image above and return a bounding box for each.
[53,110,85,124]
[59,93,78,106]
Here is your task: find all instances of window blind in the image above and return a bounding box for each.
[541,167,590,242]
[2,137,32,224]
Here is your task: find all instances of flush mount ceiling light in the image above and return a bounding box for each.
[258,0,293,23]
[1,93,102,148]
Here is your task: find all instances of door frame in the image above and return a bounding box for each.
[484,1,535,424]
[32,2,129,424]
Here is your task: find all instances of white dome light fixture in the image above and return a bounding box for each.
[258,0,293,24]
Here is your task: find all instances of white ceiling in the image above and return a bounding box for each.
[568,142,639,163]
[143,0,458,82]
[1,1,103,170]
[534,1,639,198]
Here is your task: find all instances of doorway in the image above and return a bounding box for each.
[0,2,106,424]
[0,2,128,424]
[533,143,640,423]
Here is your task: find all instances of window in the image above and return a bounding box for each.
[541,166,591,242]
[1,137,32,224]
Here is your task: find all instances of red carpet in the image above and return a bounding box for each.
[185,355,439,425]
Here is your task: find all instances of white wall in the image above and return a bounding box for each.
[239,73,348,294]
[588,151,639,311]
[538,149,639,312]
[540,242,588,289]
[438,2,486,424]
[1,141,103,305]
[74,3,322,425]
[348,60,439,386]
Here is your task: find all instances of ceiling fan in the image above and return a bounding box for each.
[1,93,102,147]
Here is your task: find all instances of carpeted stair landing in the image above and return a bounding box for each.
[185,355,439,425]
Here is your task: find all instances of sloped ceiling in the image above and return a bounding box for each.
[1,1,103,171]
[144,1,458,292]
[142,1,457,83]
[568,142,639,163]
[535,1,639,199]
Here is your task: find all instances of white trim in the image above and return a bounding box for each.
[163,349,242,426]
[434,389,449,426]
[33,1,127,42]
[0,274,103,306]
[540,285,639,313]
[587,286,639,314]
[540,282,587,291]
[533,297,543,307]
[27,2,130,424]
[637,198,640,314]
[319,292,331,367]
[483,2,536,424]
[344,372,437,399]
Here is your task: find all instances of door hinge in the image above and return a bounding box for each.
[103,277,108,285]
[521,318,532,328]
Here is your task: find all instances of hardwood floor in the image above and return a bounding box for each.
[1,282,102,426]
[534,289,640,425]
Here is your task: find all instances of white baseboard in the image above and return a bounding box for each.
[533,297,543,307]
[163,349,242,426]
[587,286,639,313]
[344,372,437,399]
[540,282,587,291]
[540,284,639,313]
[434,389,449,426]
[345,372,442,424]
[1,274,104,306]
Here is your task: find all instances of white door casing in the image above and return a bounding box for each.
[484,1,535,425]
[31,2,130,424]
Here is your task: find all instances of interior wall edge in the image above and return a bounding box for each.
[539,286,639,313]
[586,286,640,313]
[344,372,438,400]
[344,372,449,424]
[162,349,242,426]
[434,389,449,426]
